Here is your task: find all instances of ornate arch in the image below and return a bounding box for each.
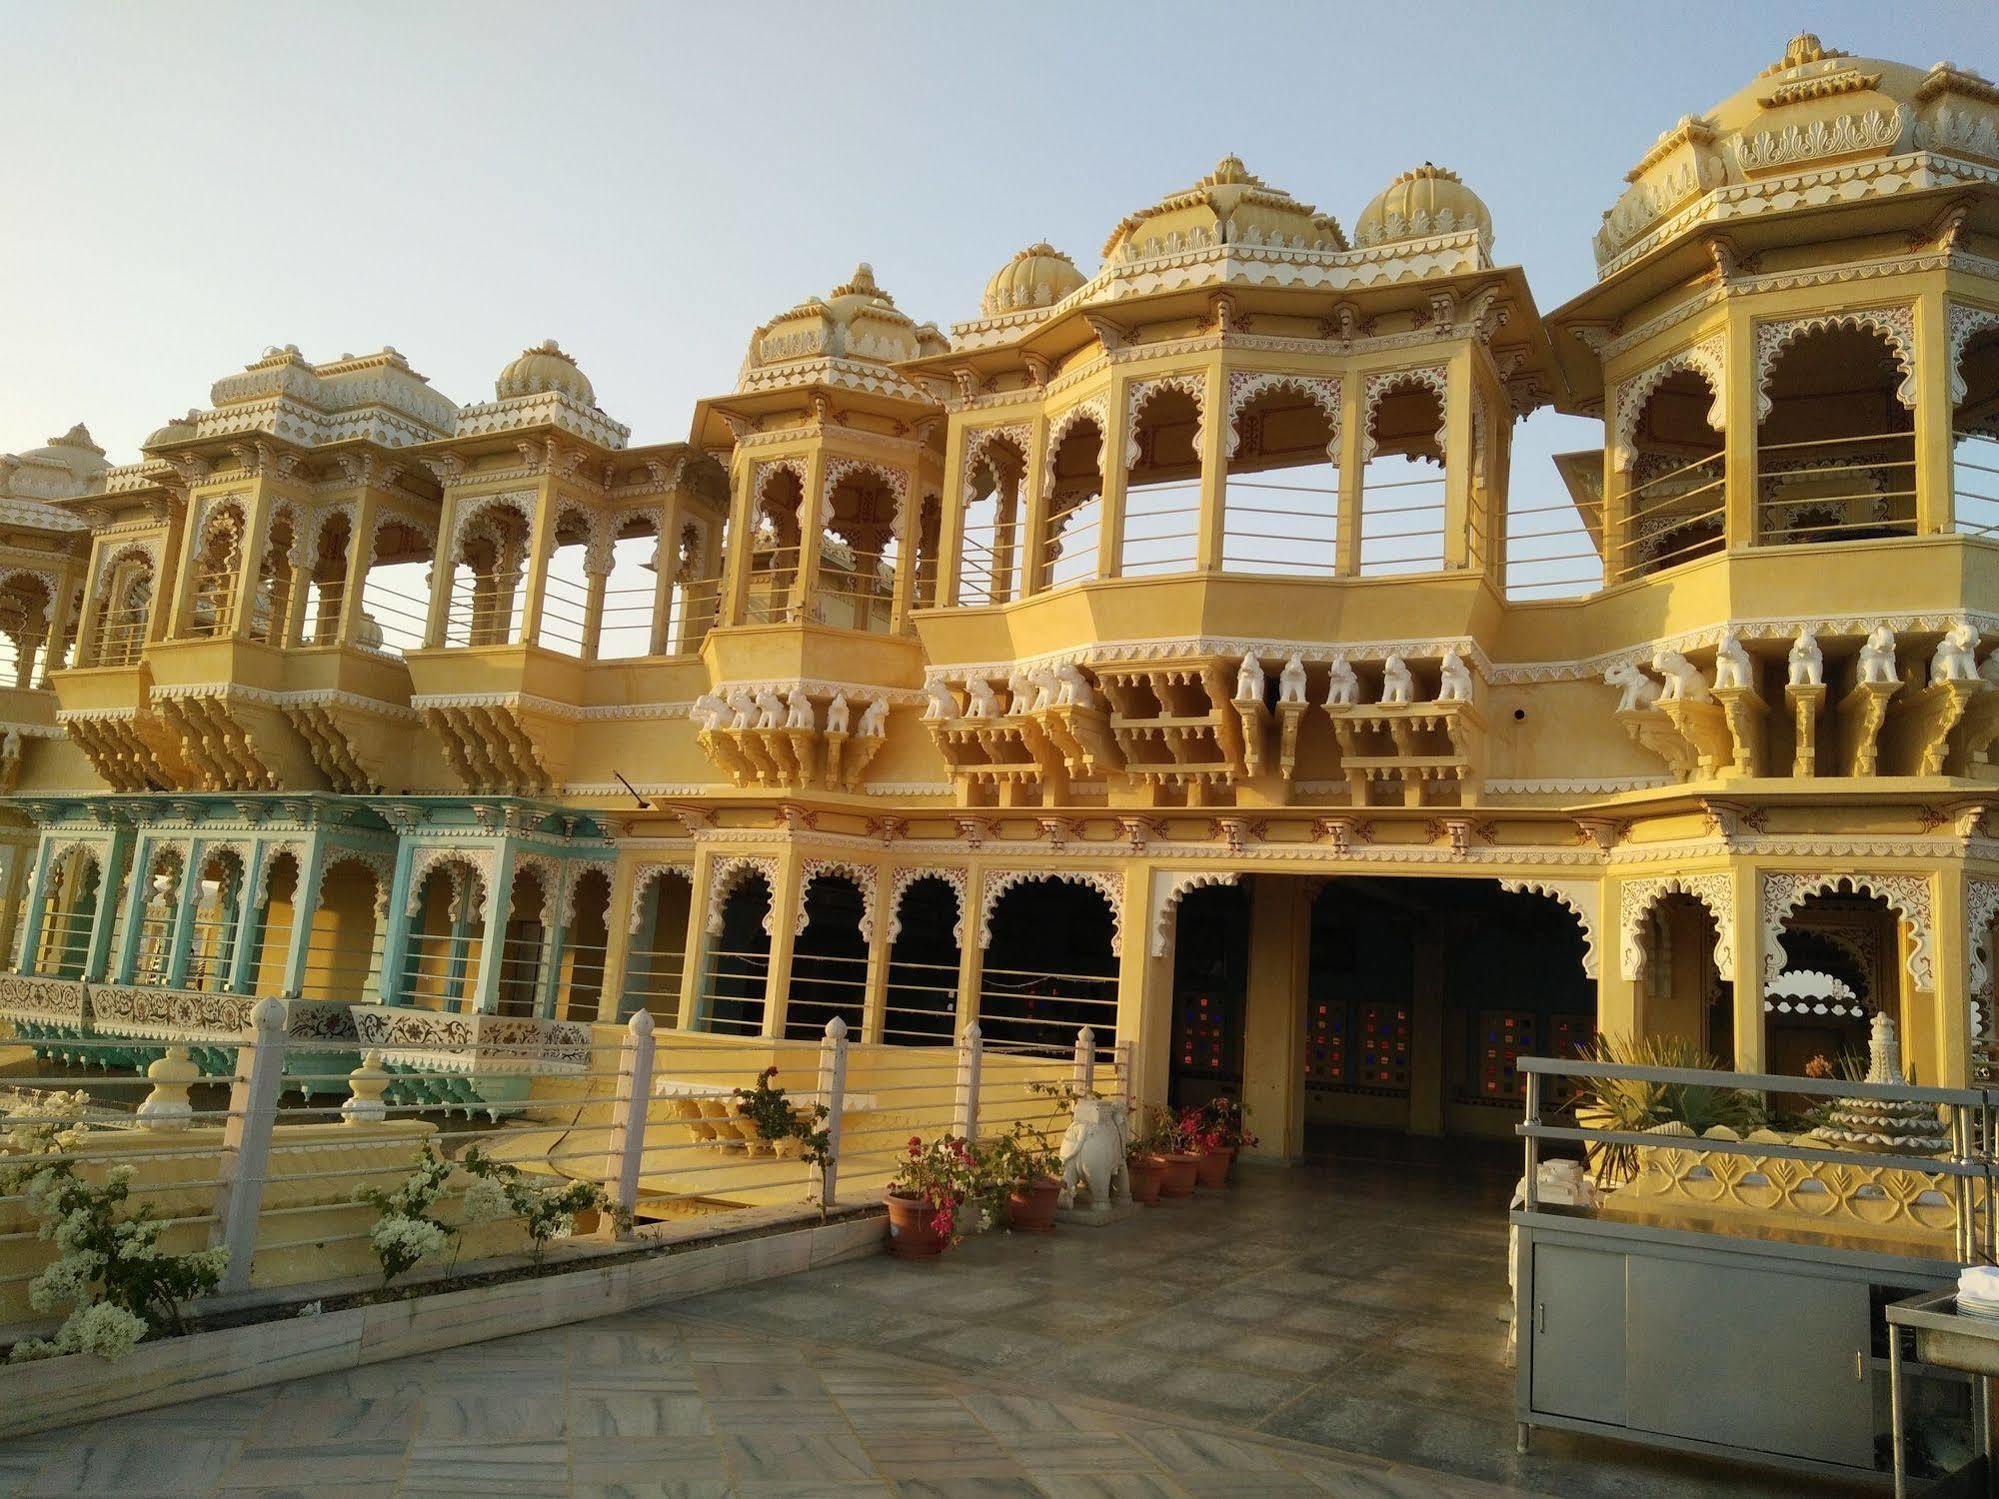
[449,490,535,563]
[706,855,779,936]
[1044,399,1109,495]
[979,868,1124,957]
[627,861,694,933]
[798,858,878,942]
[0,569,58,628]
[1361,366,1450,460]
[1618,873,1734,981]
[369,508,436,563]
[1754,307,1918,422]
[404,847,491,921]
[1762,871,1934,990]
[1969,879,1999,1005]
[42,838,106,884]
[319,848,393,920]
[1949,303,1999,411]
[303,501,355,562]
[1150,870,1240,957]
[751,458,809,529]
[142,840,189,885]
[256,841,306,907]
[559,859,616,927]
[961,425,1032,508]
[93,538,161,594]
[1497,878,1601,979]
[1124,374,1207,471]
[510,853,560,925]
[823,457,912,537]
[1225,372,1341,462]
[1611,334,1727,467]
[196,840,250,879]
[886,867,967,946]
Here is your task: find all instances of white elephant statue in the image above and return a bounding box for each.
[1858,625,1899,685]
[1933,622,1981,685]
[1651,649,1709,703]
[922,680,959,720]
[1381,654,1415,705]
[1436,649,1473,703]
[1712,628,1752,691]
[785,690,815,730]
[1788,630,1823,688]
[1324,654,1358,708]
[1278,653,1308,705]
[1235,652,1264,701]
[1603,660,1660,713]
[1058,1096,1129,1211]
[825,693,851,734]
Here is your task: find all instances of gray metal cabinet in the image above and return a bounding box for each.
[1528,1242,1627,1427]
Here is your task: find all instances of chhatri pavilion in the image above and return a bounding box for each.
[3,31,1999,1154]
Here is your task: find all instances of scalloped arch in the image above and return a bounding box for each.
[1044,399,1109,496]
[798,859,878,943]
[628,861,694,934]
[706,855,779,937]
[449,490,536,564]
[1124,374,1206,472]
[1150,870,1240,957]
[1762,871,1934,991]
[887,867,967,946]
[1619,873,1735,982]
[979,868,1123,957]
[1225,372,1341,461]
[1612,335,1726,467]
[1754,307,1917,422]
[1497,878,1601,979]
[961,425,1031,508]
[1361,366,1449,461]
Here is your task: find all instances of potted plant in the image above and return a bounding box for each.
[732,1066,832,1165]
[1189,1096,1257,1188]
[978,1124,1061,1233]
[1125,1107,1172,1205]
[885,1134,977,1259]
[1155,1109,1200,1199]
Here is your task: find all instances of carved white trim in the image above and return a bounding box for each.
[1044,398,1109,495]
[799,858,878,943]
[1150,870,1240,957]
[823,456,913,539]
[1361,365,1449,461]
[318,848,393,921]
[1754,307,1918,421]
[979,868,1124,957]
[628,861,694,934]
[1619,873,1735,981]
[405,847,492,922]
[752,457,809,527]
[961,425,1032,508]
[1225,372,1340,461]
[448,489,535,563]
[1948,303,1999,408]
[1124,374,1206,472]
[1498,878,1601,979]
[557,859,616,927]
[707,855,779,937]
[1611,334,1727,467]
[1762,871,1935,991]
[886,867,967,947]
[256,841,307,907]
[1967,879,1999,1025]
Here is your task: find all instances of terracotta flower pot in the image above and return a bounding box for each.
[1158,1152,1199,1198]
[1127,1154,1166,1205]
[884,1192,951,1259]
[1194,1146,1235,1189]
[1007,1176,1061,1232]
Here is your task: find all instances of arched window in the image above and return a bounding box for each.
[885,876,960,1045]
[1954,325,1999,540]
[403,859,487,1011]
[1223,381,1339,577]
[0,575,54,689]
[303,856,386,1004]
[1359,377,1447,575]
[698,866,772,1035]
[184,847,246,993]
[744,468,803,624]
[32,846,101,980]
[620,868,692,1023]
[1757,323,1915,546]
[817,466,899,633]
[981,877,1118,1051]
[1040,414,1105,590]
[960,435,1029,605]
[91,551,154,666]
[1120,384,1202,576]
[533,508,594,656]
[302,512,351,646]
[495,864,552,1017]
[187,504,246,637]
[789,870,869,1040]
[557,868,614,1022]
[446,503,531,646]
[1619,368,1724,581]
[358,519,434,655]
[596,515,662,660]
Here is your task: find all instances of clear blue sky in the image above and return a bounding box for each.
[2,0,1992,509]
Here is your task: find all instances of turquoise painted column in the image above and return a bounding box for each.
[439,878,477,1008]
[535,884,569,1019]
[227,843,266,993]
[163,838,208,989]
[281,836,327,998]
[110,836,159,983]
[374,839,421,1008]
[469,841,518,1015]
[82,827,135,983]
[14,837,55,976]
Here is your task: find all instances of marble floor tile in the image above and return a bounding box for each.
[720,1429,876,1484]
[22,1435,242,1496]
[568,1388,713,1438]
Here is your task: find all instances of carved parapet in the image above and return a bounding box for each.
[0,974,87,1030]
[1836,677,1901,776]
[1709,684,1767,779]
[1785,682,1826,777]
[1323,700,1483,807]
[1882,679,1981,777]
[350,1004,591,1117]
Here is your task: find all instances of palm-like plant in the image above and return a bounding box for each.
[1572,1034,1761,1186]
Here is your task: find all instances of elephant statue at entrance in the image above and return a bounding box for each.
[1058,1096,1129,1211]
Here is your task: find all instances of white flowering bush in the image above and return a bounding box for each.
[2,1091,228,1362]
[458,1147,625,1265]
[354,1141,456,1285]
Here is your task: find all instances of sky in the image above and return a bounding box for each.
[2,0,1993,519]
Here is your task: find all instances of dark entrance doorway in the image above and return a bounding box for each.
[1168,882,1251,1112]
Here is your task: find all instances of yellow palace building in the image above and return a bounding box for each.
[3,32,1999,1155]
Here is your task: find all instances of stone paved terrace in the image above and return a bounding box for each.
[2,1140,1873,1497]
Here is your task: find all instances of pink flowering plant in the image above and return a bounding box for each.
[888,1134,980,1243]
[1186,1096,1258,1154]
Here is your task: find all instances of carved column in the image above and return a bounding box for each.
[1721,302,1759,551]
[516,480,558,648]
[1194,361,1230,572]
[1730,862,1766,1072]
[1930,864,1970,1086]
[954,862,985,1036]
[422,491,459,649]
[1239,876,1308,1161]
[580,536,614,661]
[469,843,518,1014]
[337,491,380,646]
[281,833,328,999]
[759,851,807,1038]
[888,465,922,634]
[791,449,831,624]
[676,853,718,1033]
[1334,376,1366,577]
[648,496,680,658]
[1914,288,1957,536]
[1441,347,1476,570]
[935,420,971,609]
[1097,375,1133,580]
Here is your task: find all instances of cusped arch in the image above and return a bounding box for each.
[1618,873,1735,982]
[705,855,779,936]
[961,425,1031,507]
[1762,871,1934,991]
[1124,374,1207,471]
[449,490,535,563]
[627,861,694,933]
[887,867,967,946]
[823,457,912,536]
[1043,399,1109,495]
[404,847,492,921]
[798,858,877,942]
[1149,870,1240,958]
[1947,303,1999,406]
[979,868,1124,957]
[42,838,106,883]
[1612,335,1726,468]
[1754,307,1918,422]
[1361,366,1449,461]
[1497,878,1601,980]
[1225,372,1341,461]
[320,848,393,920]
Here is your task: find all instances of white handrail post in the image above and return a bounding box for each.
[1072,1025,1096,1097]
[955,1021,982,1141]
[213,997,287,1296]
[816,1015,848,1207]
[605,1010,656,1231]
